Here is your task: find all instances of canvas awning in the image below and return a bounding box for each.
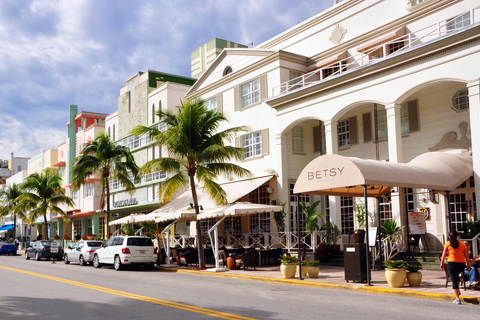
[149,175,275,222]
[0,224,14,235]
[155,211,197,223]
[197,202,283,220]
[109,213,147,226]
[294,151,473,197]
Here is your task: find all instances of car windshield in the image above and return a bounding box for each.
[126,238,153,246]
[41,241,52,247]
[86,241,103,247]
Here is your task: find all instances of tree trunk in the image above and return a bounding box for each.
[106,176,111,239]
[13,213,16,241]
[43,214,48,240]
[190,175,205,268]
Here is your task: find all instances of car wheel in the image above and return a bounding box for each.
[79,255,86,266]
[93,254,101,268]
[114,255,123,271]
[64,254,70,264]
[35,252,40,261]
[145,263,154,271]
[25,252,30,260]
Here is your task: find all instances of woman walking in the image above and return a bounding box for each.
[440,230,472,304]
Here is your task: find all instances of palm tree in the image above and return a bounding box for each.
[130,98,251,268]
[71,131,139,239]
[0,183,26,240]
[18,169,74,239]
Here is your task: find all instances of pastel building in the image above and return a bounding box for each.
[54,106,108,239]
[183,0,480,251]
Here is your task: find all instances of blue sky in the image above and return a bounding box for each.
[0,0,333,161]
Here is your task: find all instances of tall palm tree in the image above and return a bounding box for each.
[18,169,74,239]
[131,98,251,268]
[0,183,26,240]
[71,131,139,239]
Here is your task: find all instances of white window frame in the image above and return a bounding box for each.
[242,131,262,159]
[241,78,261,108]
[204,97,217,111]
[337,119,350,148]
[377,109,388,140]
[447,12,471,32]
[452,89,469,113]
[292,126,305,153]
[85,182,94,197]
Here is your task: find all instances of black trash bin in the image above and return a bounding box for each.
[343,243,367,283]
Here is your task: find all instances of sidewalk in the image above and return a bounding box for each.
[158,264,480,305]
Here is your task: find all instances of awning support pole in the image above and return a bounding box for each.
[207,216,228,272]
[364,184,372,286]
[161,219,179,265]
[296,194,303,281]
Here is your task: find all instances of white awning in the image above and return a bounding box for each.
[149,175,275,222]
[108,213,147,226]
[294,151,473,197]
[155,211,197,223]
[197,202,283,220]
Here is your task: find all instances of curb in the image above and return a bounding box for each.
[158,267,480,305]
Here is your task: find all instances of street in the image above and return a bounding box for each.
[0,254,478,319]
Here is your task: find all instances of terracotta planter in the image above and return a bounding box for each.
[385,268,407,288]
[307,266,320,278]
[86,235,96,240]
[407,271,422,287]
[227,257,236,270]
[353,229,365,244]
[297,265,307,277]
[280,263,296,279]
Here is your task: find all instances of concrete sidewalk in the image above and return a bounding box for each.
[159,264,480,305]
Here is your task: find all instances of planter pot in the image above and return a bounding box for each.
[307,266,320,278]
[385,268,407,288]
[86,235,96,240]
[407,271,422,287]
[227,257,236,270]
[280,263,296,279]
[297,265,308,277]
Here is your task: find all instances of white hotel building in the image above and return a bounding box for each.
[183,0,480,251]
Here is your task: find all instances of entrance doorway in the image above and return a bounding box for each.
[449,176,477,232]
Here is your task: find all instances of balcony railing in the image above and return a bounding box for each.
[272,6,480,97]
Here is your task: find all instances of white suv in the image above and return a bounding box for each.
[92,236,157,271]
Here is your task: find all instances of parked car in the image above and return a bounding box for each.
[0,241,17,255]
[93,236,157,271]
[64,240,104,266]
[25,240,63,261]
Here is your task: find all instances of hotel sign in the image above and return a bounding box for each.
[113,198,137,208]
[307,167,345,180]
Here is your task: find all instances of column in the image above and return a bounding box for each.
[324,121,341,235]
[92,212,100,236]
[385,103,405,244]
[275,134,290,247]
[468,80,480,201]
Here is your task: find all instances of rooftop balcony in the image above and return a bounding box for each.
[272,6,480,98]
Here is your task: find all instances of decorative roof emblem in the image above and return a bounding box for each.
[329,24,347,45]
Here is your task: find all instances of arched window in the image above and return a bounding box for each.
[108,127,111,137]
[113,124,116,141]
[223,66,233,76]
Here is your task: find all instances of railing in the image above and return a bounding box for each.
[381,226,406,262]
[460,232,480,257]
[171,231,329,251]
[272,6,480,97]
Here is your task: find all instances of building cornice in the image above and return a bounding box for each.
[266,24,480,109]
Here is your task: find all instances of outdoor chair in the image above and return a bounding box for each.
[218,249,228,268]
[238,248,257,271]
[177,249,198,267]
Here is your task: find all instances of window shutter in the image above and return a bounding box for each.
[349,116,358,145]
[363,112,372,143]
[260,74,268,101]
[408,100,420,132]
[234,86,240,111]
[313,125,321,153]
[235,136,241,148]
[216,93,223,113]
[262,128,269,155]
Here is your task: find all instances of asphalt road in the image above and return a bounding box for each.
[0,253,478,319]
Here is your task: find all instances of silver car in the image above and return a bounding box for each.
[64,240,104,266]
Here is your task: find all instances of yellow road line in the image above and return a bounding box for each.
[0,266,257,320]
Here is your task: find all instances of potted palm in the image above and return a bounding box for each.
[354,205,366,243]
[279,254,298,279]
[406,263,423,287]
[306,260,320,278]
[385,260,407,288]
